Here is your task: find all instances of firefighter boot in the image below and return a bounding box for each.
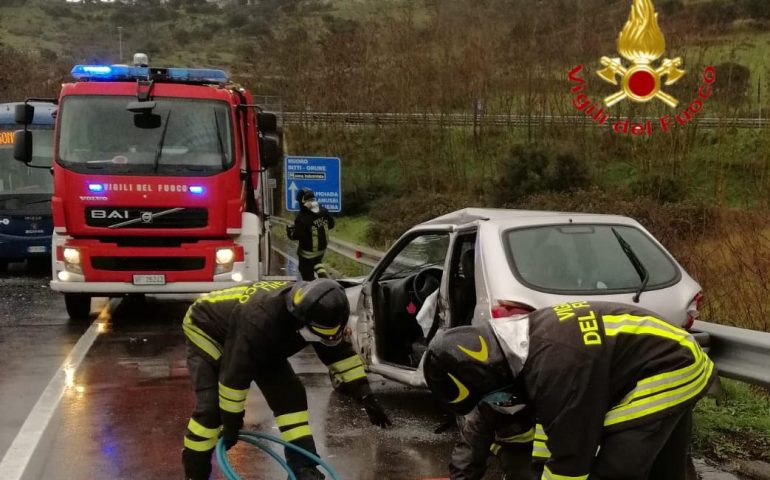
[182,449,212,480]
[292,466,326,480]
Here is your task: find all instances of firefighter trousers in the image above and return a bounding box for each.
[591,409,693,480]
[182,348,220,480]
[297,249,329,281]
[182,346,321,480]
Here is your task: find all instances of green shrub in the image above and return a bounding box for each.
[366,192,481,246]
[511,188,716,247]
[630,175,687,204]
[488,145,592,206]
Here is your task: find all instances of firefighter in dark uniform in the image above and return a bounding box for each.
[287,188,335,281]
[182,279,391,480]
[423,301,716,480]
[452,392,542,480]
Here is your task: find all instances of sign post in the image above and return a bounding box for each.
[284,156,341,213]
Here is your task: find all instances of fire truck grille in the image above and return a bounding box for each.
[91,256,206,271]
[85,207,208,229]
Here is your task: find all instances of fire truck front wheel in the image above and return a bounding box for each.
[64,293,92,321]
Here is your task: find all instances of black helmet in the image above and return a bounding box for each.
[297,187,315,204]
[423,324,513,415]
[287,279,349,345]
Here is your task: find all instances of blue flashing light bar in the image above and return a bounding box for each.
[189,186,205,195]
[71,65,229,84]
[88,183,105,192]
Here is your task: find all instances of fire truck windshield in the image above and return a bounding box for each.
[57,96,234,176]
[0,128,54,196]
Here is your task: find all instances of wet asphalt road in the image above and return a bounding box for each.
[0,258,744,480]
[0,257,471,480]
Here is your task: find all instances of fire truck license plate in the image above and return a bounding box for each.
[133,274,166,286]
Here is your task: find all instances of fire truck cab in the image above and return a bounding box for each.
[14,54,282,319]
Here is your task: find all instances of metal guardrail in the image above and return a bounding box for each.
[283,111,770,129]
[271,216,770,389]
[270,216,385,268]
[692,320,770,390]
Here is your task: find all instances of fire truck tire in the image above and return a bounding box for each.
[64,293,92,321]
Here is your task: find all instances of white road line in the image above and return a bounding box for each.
[0,303,111,480]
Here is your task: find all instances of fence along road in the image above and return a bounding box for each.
[281,112,770,129]
[271,217,770,389]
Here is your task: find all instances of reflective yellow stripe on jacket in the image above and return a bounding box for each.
[541,466,588,480]
[328,354,366,384]
[533,423,551,459]
[602,314,714,427]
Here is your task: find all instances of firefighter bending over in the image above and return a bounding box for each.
[423,301,716,480]
[287,188,335,280]
[182,279,391,480]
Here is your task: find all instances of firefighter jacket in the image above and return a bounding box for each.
[182,281,371,424]
[491,301,716,480]
[288,205,335,259]
[451,390,536,480]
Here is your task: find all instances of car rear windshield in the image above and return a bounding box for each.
[504,224,680,293]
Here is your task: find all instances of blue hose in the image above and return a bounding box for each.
[215,430,342,480]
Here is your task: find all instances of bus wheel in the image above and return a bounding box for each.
[64,294,92,321]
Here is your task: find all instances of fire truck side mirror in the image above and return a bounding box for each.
[13,130,32,164]
[15,104,34,125]
[259,132,283,169]
[257,112,278,133]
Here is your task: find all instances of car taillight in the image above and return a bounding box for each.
[491,300,535,318]
[684,291,703,330]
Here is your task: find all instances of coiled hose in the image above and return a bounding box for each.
[215,430,342,480]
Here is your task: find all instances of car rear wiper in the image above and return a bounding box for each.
[153,110,172,173]
[611,227,649,303]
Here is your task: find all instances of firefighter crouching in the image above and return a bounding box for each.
[287,188,335,280]
[423,301,716,480]
[182,279,391,480]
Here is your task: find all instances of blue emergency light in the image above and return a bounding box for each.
[88,183,105,192]
[71,65,229,84]
[189,186,205,195]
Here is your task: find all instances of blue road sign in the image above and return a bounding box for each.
[284,156,341,213]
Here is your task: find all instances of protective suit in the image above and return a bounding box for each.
[423,301,716,480]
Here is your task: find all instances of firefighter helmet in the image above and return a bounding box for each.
[297,187,315,204]
[287,279,349,346]
[423,325,513,415]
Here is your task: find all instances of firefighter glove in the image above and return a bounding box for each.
[360,394,392,428]
[286,225,296,239]
[221,412,243,450]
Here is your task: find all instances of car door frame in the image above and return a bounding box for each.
[352,225,453,387]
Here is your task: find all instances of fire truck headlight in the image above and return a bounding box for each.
[57,271,70,282]
[63,248,81,265]
[216,248,235,265]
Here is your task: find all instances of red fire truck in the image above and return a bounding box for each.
[14,54,282,319]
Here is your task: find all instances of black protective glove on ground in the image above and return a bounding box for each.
[221,411,244,450]
[359,394,392,428]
